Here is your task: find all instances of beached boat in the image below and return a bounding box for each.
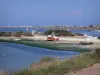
[47,35,59,41]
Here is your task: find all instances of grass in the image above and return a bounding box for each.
[40,56,55,63]
[13,49,100,75]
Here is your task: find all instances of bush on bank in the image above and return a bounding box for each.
[44,30,75,36]
[40,56,55,63]
[14,49,100,75]
[44,30,84,36]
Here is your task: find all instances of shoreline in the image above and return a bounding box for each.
[0,35,100,43]
[0,39,90,52]
[0,39,97,52]
[0,35,100,52]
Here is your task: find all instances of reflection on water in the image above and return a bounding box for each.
[0,42,79,71]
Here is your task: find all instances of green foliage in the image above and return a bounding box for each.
[0,31,32,37]
[44,30,75,36]
[14,69,33,75]
[40,56,54,63]
[89,25,93,28]
[0,32,12,36]
[22,32,32,36]
[94,49,100,59]
[74,33,84,36]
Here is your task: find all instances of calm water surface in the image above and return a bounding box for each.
[0,42,79,71]
[71,30,100,36]
[0,27,46,32]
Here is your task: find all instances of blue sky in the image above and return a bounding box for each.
[0,0,100,26]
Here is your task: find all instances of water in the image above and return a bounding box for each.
[0,27,46,32]
[71,30,100,37]
[0,42,79,71]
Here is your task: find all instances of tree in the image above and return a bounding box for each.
[14,31,23,37]
[22,32,32,36]
[89,25,93,28]
[0,32,12,36]
[44,30,75,36]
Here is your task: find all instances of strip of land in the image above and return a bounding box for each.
[0,35,100,50]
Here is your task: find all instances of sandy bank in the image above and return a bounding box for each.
[0,35,100,43]
[66,63,100,75]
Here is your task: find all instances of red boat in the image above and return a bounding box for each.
[47,35,59,41]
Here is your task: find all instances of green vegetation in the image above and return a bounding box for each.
[40,56,55,63]
[0,32,12,37]
[14,49,100,75]
[44,30,83,36]
[89,25,94,28]
[0,31,33,37]
[44,30,75,36]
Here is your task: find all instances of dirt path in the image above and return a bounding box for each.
[66,63,100,75]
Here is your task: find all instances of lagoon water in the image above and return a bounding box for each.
[0,42,79,71]
[0,27,46,32]
[71,30,100,37]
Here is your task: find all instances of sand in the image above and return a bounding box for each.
[0,35,100,49]
[66,63,100,75]
[0,35,100,43]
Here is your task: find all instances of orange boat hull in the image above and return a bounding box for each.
[47,37,59,41]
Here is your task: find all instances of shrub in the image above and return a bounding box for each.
[94,49,100,58]
[0,32,12,36]
[22,32,32,36]
[44,30,75,36]
[98,37,100,39]
[40,56,54,63]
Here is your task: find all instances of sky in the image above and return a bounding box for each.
[0,0,100,26]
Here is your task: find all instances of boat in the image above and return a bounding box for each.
[47,35,59,41]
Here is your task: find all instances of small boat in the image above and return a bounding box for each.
[47,35,59,41]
